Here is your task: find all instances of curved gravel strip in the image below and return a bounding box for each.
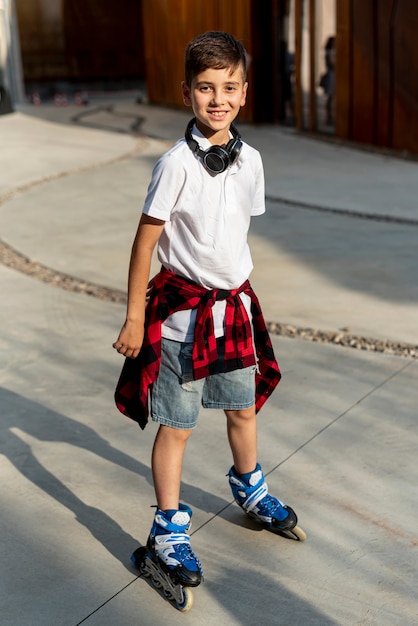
[0,238,126,303]
[0,138,145,207]
[0,237,416,359]
[266,322,417,359]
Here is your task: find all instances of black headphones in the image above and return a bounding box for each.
[185,117,242,174]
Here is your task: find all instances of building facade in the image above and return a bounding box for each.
[10,0,418,156]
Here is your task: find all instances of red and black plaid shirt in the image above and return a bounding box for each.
[115,267,281,429]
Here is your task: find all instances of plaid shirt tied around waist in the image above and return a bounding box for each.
[115,267,281,429]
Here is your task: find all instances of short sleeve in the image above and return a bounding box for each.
[251,151,266,216]
[143,153,186,221]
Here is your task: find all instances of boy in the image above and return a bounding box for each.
[114,31,300,587]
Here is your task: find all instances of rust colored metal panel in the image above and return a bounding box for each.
[391,0,418,153]
[335,0,352,139]
[142,0,254,121]
[350,0,375,145]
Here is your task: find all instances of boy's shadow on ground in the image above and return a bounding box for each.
[0,386,230,570]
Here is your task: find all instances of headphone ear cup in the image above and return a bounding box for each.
[203,146,230,173]
[226,137,242,166]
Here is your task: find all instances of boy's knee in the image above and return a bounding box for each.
[225,406,256,423]
[158,424,193,441]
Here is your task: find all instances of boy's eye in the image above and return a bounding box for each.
[198,85,237,93]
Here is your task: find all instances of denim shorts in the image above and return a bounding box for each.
[150,338,256,430]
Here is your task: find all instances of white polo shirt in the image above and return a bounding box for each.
[143,124,266,341]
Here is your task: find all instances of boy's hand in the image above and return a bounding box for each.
[113,321,144,359]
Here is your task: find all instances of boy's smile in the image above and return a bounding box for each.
[182,66,248,145]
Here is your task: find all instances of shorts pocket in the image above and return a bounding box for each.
[179,342,194,383]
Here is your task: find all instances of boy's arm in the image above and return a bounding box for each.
[113,214,165,359]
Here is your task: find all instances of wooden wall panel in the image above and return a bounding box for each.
[63,0,144,80]
[335,0,351,138]
[15,0,67,81]
[142,0,215,107]
[142,0,254,121]
[249,0,275,123]
[375,0,394,147]
[350,0,375,145]
[16,0,145,83]
[219,0,254,120]
[335,0,418,155]
[392,0,418,153]
[294,0,303,131]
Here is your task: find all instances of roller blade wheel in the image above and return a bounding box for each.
[273,524,307,541]
[247,507,307,541]
[269,507,307,541]
[131,546,195,612]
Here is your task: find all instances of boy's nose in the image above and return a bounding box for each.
[211,89,224,105]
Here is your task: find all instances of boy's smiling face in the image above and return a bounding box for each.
[182,65,248,145]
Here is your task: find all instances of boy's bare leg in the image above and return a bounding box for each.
[225,406,257,475]
[152,424,193,510]
[225,406,302,535]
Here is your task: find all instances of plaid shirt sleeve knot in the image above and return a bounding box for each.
[115,267,281,429]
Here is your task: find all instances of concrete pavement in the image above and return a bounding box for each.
[0,99,417,625]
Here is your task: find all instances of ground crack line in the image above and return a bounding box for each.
[74,577,139,625]
[266,195,418,226]
[266,358,415,474]
[0,137,145,208]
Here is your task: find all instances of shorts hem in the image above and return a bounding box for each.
[202,400,255,410]
[151,414,197,430]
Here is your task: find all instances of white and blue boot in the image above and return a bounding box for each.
[228,463,300,533]
[145,504,203,587]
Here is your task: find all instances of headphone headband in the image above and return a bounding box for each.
[185,117,242,174]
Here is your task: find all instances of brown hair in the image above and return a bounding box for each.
[184,31,247,86]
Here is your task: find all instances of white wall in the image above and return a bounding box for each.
[287,0,336,85]
[0,0,24,103]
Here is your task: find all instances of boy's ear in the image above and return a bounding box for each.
[181,81,192,107]
[240,81,248,107]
